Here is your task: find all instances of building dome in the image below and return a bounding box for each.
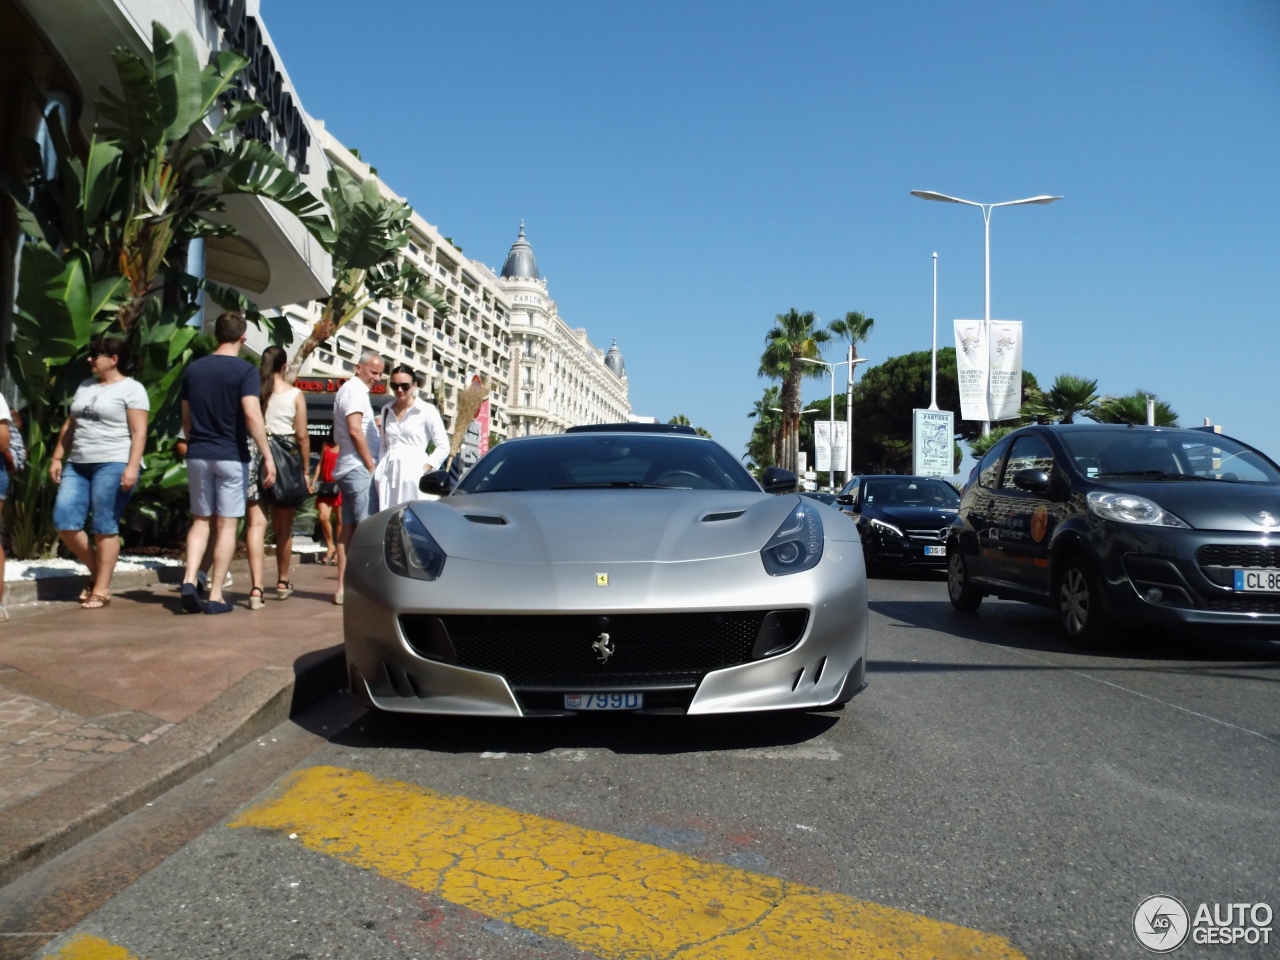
[604,338,625,378]
[500,221,539,280]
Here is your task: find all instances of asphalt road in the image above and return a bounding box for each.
[8,573,1280,960]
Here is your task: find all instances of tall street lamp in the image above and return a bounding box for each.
[800,356,868,491]
[910,190,1062,434]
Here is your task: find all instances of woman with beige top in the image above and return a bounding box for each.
[246,346,310,609]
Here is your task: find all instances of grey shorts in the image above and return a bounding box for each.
[337,465,377,526]
[188,458,249,518]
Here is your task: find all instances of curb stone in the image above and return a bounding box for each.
[0,644,346,887]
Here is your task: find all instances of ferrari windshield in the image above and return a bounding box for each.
[454,434,761,493]
[1058,429,1280,484]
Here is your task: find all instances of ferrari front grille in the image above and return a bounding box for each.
[405,611,785,688]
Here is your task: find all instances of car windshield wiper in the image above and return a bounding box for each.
[473,486,525,492]
[1096,470,1212,481]
[551,481,676,490]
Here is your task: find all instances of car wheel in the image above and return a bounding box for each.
[1058,555,1111,648]
[947,549,982,612]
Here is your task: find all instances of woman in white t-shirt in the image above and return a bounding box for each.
[48,336,150,609]
[245,346,310,609]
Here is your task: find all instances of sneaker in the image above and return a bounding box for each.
[180,582,204,613]
[0,603,8,622]
[203,599,234,615]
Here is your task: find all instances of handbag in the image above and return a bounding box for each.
[260,435,309,508]
[315,480,339,498]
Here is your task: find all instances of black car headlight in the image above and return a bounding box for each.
[865,517,904,538]
[761,500,824,576]
[385,508,447,580]
[1086,491,1190,528]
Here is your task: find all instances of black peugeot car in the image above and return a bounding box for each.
[946,423,1280,645]
[836,474,961,574]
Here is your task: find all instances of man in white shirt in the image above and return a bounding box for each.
[332,351,385,604]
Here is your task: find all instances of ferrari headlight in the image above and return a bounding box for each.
[866,517,904,538]
[761,500,824,576]
[1086,491,1190,528]
[385,508,447,580]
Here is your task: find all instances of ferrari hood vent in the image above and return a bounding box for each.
[464,514,507,525]
[701,511,746,522]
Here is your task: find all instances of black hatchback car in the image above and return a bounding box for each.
[837,475,961,573]
[947,424,1280,645]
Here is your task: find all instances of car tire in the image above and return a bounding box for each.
[1057,554,1112,648]
[947,549,982,612]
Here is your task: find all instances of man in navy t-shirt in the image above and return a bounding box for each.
[178,312,275,614]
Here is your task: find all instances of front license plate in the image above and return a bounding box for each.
[564,693,644,711]
[924,545,946,557]
[1233,568,1280,592]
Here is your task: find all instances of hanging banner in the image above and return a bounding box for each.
[913,409,956,477]
[477,397,491,455]
[953,320,989,421]
[814,421,848,473]
[987,320,1023,422]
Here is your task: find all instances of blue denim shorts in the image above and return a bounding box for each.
[337,464,378,526]
[53,461,133,535]
[0,468,9,500]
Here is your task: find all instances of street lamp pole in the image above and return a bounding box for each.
[910,190,1062,435]
[930,252,938,411]
[800,356,868,491]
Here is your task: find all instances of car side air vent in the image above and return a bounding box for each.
[702,511,745,522]
[464,514,507,525]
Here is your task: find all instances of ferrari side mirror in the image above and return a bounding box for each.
[761,466,798,494]
[419,470,452,496]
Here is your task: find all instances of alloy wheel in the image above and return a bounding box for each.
[1060,568,1090,635]
[948,552,966,602]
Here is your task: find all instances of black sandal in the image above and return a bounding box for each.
[248,586,265,610]
[275,581,295,601]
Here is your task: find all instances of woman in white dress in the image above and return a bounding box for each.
[375,365,449,510]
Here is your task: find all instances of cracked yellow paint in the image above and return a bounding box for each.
[230,766,1027,959]
[40,934,142,960]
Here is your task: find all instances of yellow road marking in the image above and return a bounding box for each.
[41,934,142,960]
[231,765,1027,959]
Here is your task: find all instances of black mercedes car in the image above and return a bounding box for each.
[836,475,961,574]
[946,423,1280,645]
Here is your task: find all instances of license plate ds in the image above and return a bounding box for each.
[924,545,946,557]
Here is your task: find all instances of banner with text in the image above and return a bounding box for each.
[953,320,989,421]
[814,421,848,473]
[913,409,956,477]
[987,320,1023,422]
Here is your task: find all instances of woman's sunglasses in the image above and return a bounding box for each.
[391,381,415,392]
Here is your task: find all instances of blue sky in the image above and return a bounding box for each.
[265,0,1280,468]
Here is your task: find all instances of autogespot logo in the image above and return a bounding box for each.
[1134,895,1190,953]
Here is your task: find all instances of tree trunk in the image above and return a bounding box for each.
[778,370,799,473]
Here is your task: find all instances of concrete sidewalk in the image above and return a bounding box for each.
[0,561,348,884]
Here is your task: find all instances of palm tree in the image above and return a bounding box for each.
[285,167,450,380]
[828,310,875,362]
[1092,391,1178,426]
[968,425,1015,460]
[1023,374,1100,424]
[746,386,782,469]
[760,310,829,472]
[668,414,691,426]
